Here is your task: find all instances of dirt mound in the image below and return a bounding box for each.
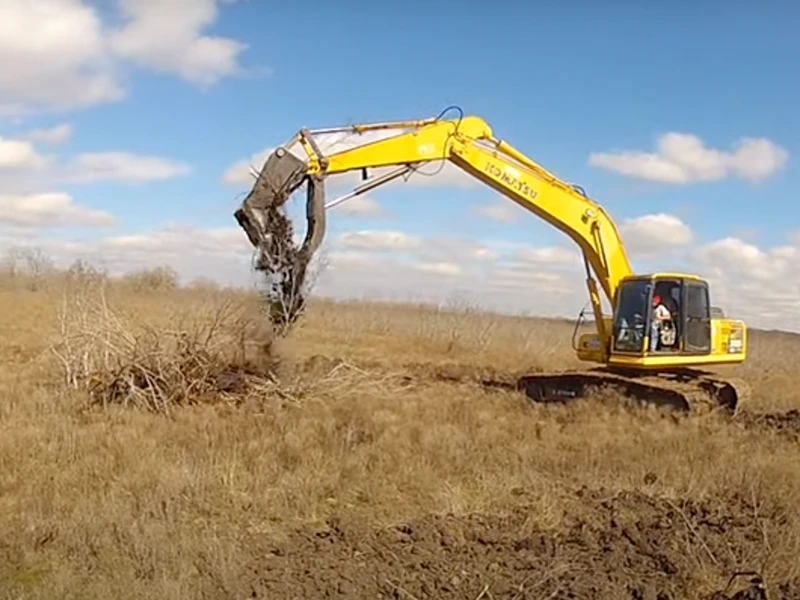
[244,488,798,600]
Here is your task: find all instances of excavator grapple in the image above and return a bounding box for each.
[234,147,326,327]
[234,108,750,414]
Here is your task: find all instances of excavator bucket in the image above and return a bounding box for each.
[234,147,327,329]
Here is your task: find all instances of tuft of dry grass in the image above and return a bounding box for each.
[0,263,798,598]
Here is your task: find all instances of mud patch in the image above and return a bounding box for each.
[245,489,797,600]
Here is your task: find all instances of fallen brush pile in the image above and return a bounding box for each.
[47,274,299,412]
[83,340,281,411]
[45,273,419,411]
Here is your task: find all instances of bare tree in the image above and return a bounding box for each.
[1,246,55,291]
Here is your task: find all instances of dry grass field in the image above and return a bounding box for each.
[0,260,799,599]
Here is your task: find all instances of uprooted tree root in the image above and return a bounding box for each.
[252,204,311,337]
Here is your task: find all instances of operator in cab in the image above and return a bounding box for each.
[650,294,672,351]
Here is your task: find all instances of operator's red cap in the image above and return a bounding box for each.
[653,294,661,303]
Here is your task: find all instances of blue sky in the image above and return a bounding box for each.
[1,0,798,329]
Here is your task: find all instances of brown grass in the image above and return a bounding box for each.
[0,262,798,598]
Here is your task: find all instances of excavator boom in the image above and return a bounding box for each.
[235,107,749,413]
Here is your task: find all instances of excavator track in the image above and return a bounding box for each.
[517,368,751,415]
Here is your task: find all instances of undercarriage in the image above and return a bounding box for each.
[518,368,751,414]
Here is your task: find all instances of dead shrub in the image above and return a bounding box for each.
[0,246,56,291]
[48,273,288,412]
[121,266,180,293]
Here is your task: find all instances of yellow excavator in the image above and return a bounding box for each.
[234,107,750,413]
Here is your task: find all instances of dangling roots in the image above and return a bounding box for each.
[234,147,327,335]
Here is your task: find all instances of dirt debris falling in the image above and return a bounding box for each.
[235,147,327,337]
[252,203,311,335]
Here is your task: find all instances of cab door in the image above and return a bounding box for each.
[682,279,711,353]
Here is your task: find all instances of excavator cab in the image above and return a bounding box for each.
[606,274,746,368]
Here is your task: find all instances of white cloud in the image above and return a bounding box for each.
[694,236,800,331]
[332,195,383,217]
[0,192,115,228]
[470,200,521,224]
[23,123,73,145]
[0,0,251,117]
[2,210,797,332]
[0,136,49,171]
[695,237,795,283]
[325,250,380,269]
[101,224,249,256]
[0,131,189,185]
[589,132,789,184]
[0,0,123,116]
[515,245,581,266]
[488,266,574,296]
[473,247,499,261]
[316,243,583,316]
[413,237,501,264]
[338,230,421,252]
[414,261,462,276]
[320,230,589,315]
[619,213,693,256]
[63,152,192,183]
[24,224,255,284]
[221,147,270,186]
[108,0,249,87]
[0,133,190,240]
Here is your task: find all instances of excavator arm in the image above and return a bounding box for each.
[235,109,634,356]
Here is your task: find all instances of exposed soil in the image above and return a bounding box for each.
[244,488,798,600]
[736,410,800,441]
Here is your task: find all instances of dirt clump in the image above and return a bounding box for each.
[244,488,798,600]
